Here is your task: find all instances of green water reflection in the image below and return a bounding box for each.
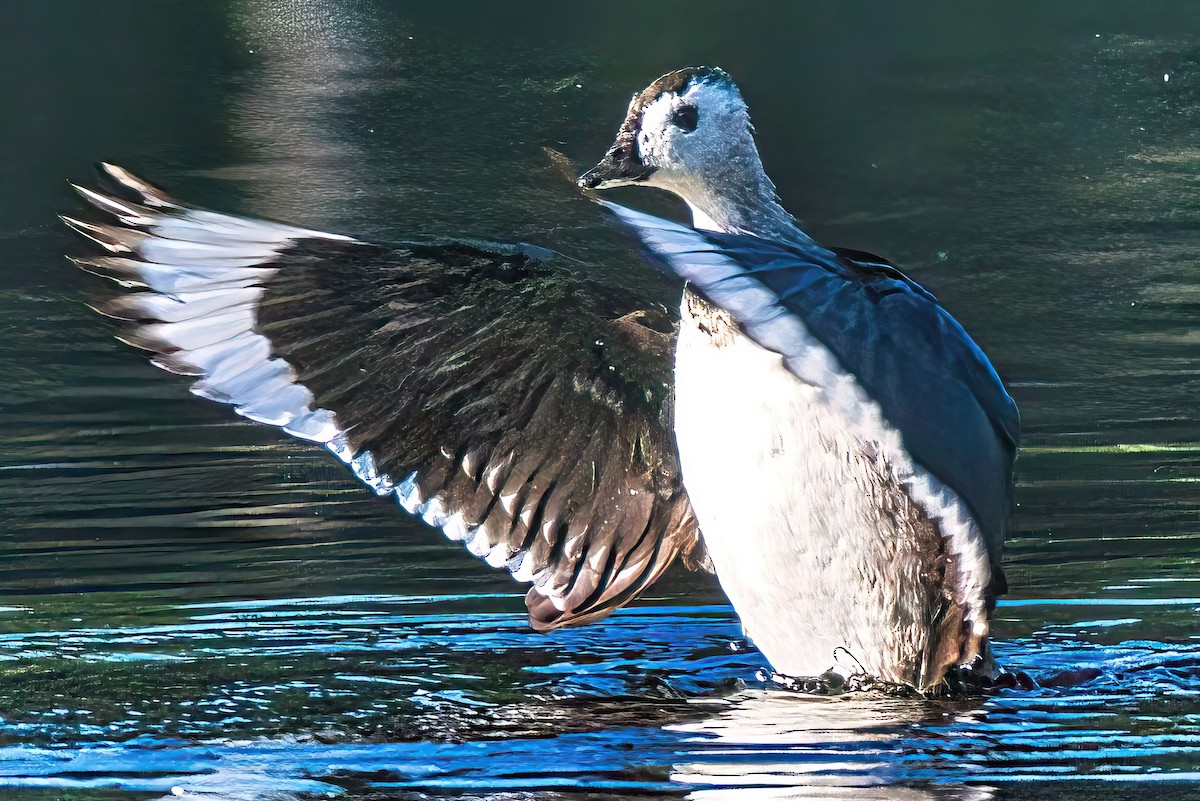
[1,1,1198,798]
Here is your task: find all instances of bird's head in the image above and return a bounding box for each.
[578,67,767,228]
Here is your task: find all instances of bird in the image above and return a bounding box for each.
[62,66,1017,692]
[578,67,1018,690]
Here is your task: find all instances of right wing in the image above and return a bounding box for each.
[64,163,703,630]
[600,200,1018,610]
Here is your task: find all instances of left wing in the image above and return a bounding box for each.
[63,164,708,630]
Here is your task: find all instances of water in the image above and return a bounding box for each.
[1,1,1199,798]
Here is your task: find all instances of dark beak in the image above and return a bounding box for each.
[576,134,655,190]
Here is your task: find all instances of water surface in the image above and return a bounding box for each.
[1,2,1199,799]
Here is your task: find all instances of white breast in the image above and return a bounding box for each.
[673,291,990,688]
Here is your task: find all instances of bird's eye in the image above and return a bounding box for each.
[669,104,699,133]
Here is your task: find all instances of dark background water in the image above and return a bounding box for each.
[1,1,1199,799]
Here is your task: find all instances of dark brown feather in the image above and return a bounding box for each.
[65,164,708,630]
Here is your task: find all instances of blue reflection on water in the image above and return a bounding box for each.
[0,594,1196,799]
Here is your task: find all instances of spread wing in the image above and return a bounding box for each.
[602,201,1018,596]
[63,163,705,630]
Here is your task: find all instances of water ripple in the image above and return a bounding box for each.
[0,595,1195,799]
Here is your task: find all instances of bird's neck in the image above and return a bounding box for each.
[675,155,815,246]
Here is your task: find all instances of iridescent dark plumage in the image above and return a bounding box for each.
[65,163,706,631]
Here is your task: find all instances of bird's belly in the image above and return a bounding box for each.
[674,293,961,687]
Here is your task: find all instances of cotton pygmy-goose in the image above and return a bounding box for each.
[579,67,1017,689]
[63,66,1017,692]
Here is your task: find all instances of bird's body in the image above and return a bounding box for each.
[675,293,964,685]
[579,67,1016,688]
[64,67,1016,692]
